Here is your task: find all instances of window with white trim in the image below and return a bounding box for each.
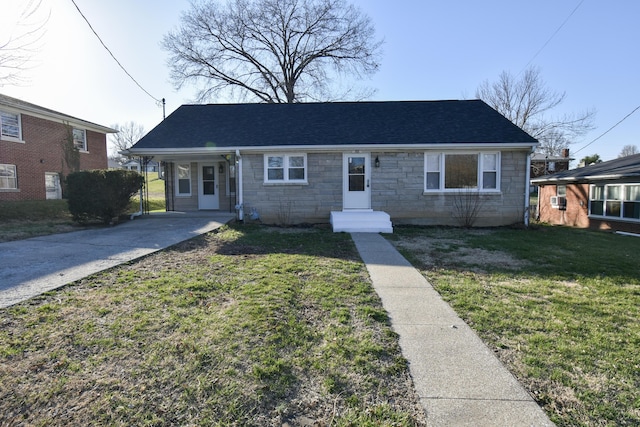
[73,128,87,151]
[264,154,307,183]
[424,152,500,191]
[0,164,17,190]
[589,183,640,221]
[176,163,191,196]
[0,110,21,140]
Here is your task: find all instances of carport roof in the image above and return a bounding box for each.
[127,100,537,152]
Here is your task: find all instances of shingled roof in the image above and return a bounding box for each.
[129,100,537,152]
[531,153,640,183]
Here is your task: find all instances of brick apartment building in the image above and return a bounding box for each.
[0,94,115,201]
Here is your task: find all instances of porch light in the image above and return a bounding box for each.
[375,156,380,168]
[219,164,224,173]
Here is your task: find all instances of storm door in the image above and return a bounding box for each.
[343,153,371,210]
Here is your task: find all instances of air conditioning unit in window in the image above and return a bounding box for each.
[550,196,566,209]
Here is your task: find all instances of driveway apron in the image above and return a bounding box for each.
[0,212,234,308]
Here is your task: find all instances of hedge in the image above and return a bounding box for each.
[65,170,144,224]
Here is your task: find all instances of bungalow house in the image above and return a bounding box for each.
[123,100,538,232]
[531,153,640,234]
[0,93,115,201]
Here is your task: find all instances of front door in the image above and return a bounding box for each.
[45,173,61,200]
[198,163,219,210]
[343,153,371,210]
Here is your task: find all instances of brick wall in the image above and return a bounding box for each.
[537,183,590,227]
[538,182,640,233]
[1,114,108,201]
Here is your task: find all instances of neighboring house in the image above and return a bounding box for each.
[124,100,538,232]
[107,158,122,169]
[121,158,159,173]
[530,149,572,179]
[531,153,640,234]
[0,93,115,201]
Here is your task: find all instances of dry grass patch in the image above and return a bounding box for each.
[387,225,640,427]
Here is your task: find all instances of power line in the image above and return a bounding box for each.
[573,104,640,155]
[69,0,161,103]
[518,0,585,76]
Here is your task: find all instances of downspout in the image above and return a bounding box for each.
[235,149,244,221]
[524,149,533,227]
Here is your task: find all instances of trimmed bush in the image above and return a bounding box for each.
[66,170,144,224]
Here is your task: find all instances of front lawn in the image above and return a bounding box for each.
[0,225,425,426]
[387,225,640,426]
[0,200,77,242]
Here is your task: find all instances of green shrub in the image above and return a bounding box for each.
[66,170,144,224]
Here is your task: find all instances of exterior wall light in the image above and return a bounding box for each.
[375,156,380,168]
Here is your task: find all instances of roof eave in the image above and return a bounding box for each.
[531,173,640,184]
[0,95,116,134]
[124,141,538,157]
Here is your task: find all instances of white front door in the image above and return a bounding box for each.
[45,173,62,200]
[198,163,220,210]
[343,153,371,210]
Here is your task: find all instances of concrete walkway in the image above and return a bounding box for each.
[0,212,234,308]
[351,233,554,427]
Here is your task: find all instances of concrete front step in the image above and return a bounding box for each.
[330,210,393,233]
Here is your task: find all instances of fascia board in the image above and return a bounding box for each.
[0,99,116,134]
[124,142,538,157]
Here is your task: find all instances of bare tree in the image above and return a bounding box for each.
[618,144,639,158]
[109,121,145,163]
[476,67,595,156]
[162,0,383,103]
[0,0,48,86]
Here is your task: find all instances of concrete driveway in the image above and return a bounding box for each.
[0,212,235,308]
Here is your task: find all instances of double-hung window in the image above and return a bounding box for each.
[264,154,307,183]
[424,152,500,192]
[176,163,191,196]
[0,110,21,141]
[73,128,87,151]
[589,183,640,221]
[0,164,17,190]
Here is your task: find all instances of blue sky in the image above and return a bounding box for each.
[2,0,638,161]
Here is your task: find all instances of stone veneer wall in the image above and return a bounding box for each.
[371,151,528,227]
[241,150,529,227]
[241,153,342,224]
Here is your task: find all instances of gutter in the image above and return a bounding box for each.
[123,142,539,157]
